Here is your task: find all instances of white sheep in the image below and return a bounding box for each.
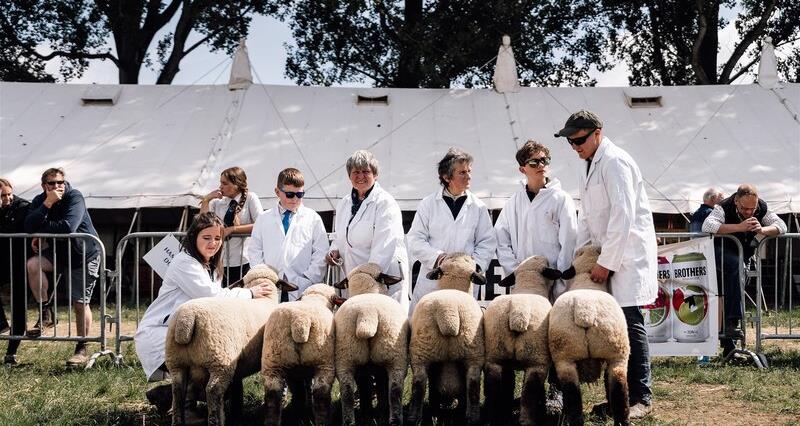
[165,265,295,426]
[333,262,408,426]
[408,252,486,426]
[261,283,343,426]
[483,255,562,425]
[549,245,630,426]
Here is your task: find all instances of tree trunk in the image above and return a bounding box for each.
[156,3,196,84]
[395,0,423,88]
[697,0,719,84]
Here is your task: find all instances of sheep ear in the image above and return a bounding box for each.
[471,272,486,285]
[475,264,482,273]
[377,273,402,286]
[330,295,347,306]
[426,267,443,280]
[499,273,516,287]
[334,278,349,289]
[277,279,299,292]
[542,268,562,280]
[560,266,576,280]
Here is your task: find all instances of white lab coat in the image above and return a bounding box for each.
[407,188,496,313]
[134,251,252,381]
[494,178,577,298]
[330,182,409,313]
[247,203,329,301]
[576,137,658,307]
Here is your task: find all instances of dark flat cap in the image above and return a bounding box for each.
[554,110,603,138]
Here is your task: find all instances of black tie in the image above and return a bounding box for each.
[223,199,237,227]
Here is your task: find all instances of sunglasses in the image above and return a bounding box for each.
[45,180,65,186]
[526,157,551,168]
[280,188,305,199]
[566,129,596,146]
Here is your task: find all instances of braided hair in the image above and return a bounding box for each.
[221,167,248,226]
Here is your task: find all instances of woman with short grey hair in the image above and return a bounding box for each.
[406,147,496,313]
[327,150,410,312]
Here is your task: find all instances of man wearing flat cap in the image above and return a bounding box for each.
[554,110,658,419]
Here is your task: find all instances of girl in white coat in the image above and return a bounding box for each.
[326,150,410,313]
[494,141,577,299]
[248,168,329,301]
[200,166,263,285]
[407,148,496,313]
[135,213,274,409]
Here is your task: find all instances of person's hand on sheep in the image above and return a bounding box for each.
[590,263,610,284]
[250,283,277,299]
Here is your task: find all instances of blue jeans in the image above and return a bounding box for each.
[622,306,652,406]
[715,251,743,321]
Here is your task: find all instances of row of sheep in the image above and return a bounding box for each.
[164,245,630,426]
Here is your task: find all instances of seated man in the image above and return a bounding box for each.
[24,168,101,367]
[248,168,329,302]
[689,188,723,232]
[702,184,786,356]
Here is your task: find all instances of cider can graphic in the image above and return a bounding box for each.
[671,253,710,343]
[643,256,672,343]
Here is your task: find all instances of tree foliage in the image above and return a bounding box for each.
[0,0,274,84]
[277,0,613,88]
[600,0,800,85]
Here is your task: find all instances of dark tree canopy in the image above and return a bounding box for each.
[599,0,799,85]
[277,0,613,88]
[0,0,275,84]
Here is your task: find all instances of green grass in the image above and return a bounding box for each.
[2,308,800,425]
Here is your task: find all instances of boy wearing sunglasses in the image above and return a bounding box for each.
[24,167,101,367]
[248,168,329,302]
[554,110,657,419]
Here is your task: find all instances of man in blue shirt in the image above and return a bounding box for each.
[689,188,723,232]
[24,168,100,367]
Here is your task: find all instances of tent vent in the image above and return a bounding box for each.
[81,86,120,106]
[357,95,389,105]
[626,95,662,108]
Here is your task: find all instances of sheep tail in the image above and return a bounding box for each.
[355,309,379,340]
[173,310,196,345]
[508,297,531,333]
[291,315,312,343]
[572,299,599,329]
[434,302,460,337]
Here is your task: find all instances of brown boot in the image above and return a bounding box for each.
[25,304,56,338]
[66,344,89,368]
[146,383,173,414]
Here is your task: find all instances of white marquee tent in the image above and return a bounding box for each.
[1,80,798,215]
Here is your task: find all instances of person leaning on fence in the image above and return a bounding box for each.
[200,166,263,285]
[0,178,30,365]
[247,167,329,302]
[326,150,410,313]
[701,184,787,357]
[134,212,276,414]
[689,188,724,233]
[406,147,497,314]
[555,110,657,419]
[493,140,577,413]
[23,168,101,368]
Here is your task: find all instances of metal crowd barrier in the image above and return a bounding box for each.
[0,233,114,368]
[655,233,765,367]
[754,233,800,366]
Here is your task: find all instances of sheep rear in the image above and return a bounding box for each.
[355,308,379,339]
[572,298,600,329]
[435,303,461,337]
[172,309,196,345]
[507,297,532,333]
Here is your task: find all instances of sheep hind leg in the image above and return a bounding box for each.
[338,368,358,426]
[464,362,482,426]
[171,368,189,426]
[606,360,630,426]
[312,367,335,426]
[519,366,547,426]
[263,372,285,426]
[386,366,406,426]
[483,362,505,426]
[555,361,583,426]
[206,369,233,426]
[407,363,428,426]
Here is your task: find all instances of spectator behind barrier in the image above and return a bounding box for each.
[702,184,787,357]
[689,188,724,233]
[199,166,263,285]
[23,168,101,367]
[0,177,30,365]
